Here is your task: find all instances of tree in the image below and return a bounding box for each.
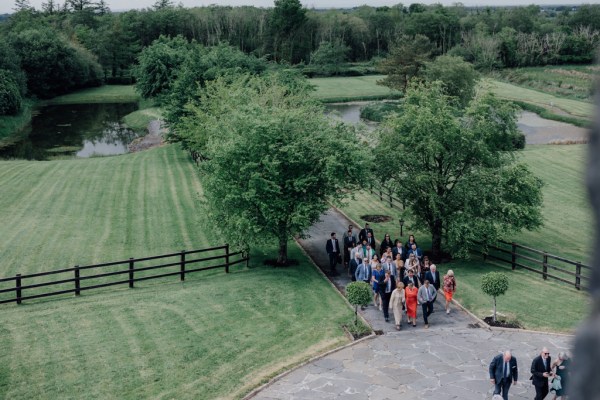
[267,0,307,63]
[132,35,191,102]
[309,40,349,75]
[481,272,509,323]
[181,74,371,264]
[13,0,33,12]
[378,34,435,91]
[0,70,23,115]
[423,55,479,107]
[374,82,543,261]
[346,281,372,325]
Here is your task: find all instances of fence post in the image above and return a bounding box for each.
[129,258,134,288]
[575,262,582,290]
[74,265,81,296]
[180,250,186,281]
[16,274,22,305]
[225,244,230,274]
[511,242,517,270]
[542,252,548,280]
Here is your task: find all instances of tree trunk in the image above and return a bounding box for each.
[277,236,288,266]
[431,218,443,263]
[493,297,497,323]
[355,305,358,325]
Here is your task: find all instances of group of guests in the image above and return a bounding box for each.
[325,224,457,330]
[489,347,570,400]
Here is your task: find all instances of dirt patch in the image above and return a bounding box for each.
[483,316,522,329]
[263,259,300,267]
[360,214,392,223]
[128,119,166,153]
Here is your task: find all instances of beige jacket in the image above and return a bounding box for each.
[390,288,405,312]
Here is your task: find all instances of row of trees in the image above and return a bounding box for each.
[131,38,543,263]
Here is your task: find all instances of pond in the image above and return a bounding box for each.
[0,103,139,160]
[325,102,589,144]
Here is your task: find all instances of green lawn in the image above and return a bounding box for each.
[43,85,140,105]
[482,78,594,119]
[337,144,592,332]
[122,106,163,133]
[309,75,401,102]
[0,145,353,399]
[493,64,599,102]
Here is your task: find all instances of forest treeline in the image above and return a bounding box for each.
[1,0,600,115]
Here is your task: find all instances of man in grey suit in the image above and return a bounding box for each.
[417,280,436,328]
[489,350,518,400]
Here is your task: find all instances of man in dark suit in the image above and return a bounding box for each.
[380,270,396,322]
[325,232,340,276]
[365,232,376,252]
[489,350,518,400]
[359,223,374,243]
[343,228,357,268]
[531,347,552,400]
[402,268,419,289]
[425,264,441,291]
[392,240,404,260]
[348,253,361,282]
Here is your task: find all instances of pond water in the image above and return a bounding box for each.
[0,103,139,160]
[325,102,589,144]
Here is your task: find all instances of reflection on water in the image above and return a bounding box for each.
[0,103,138,160]
[324,102,378,133]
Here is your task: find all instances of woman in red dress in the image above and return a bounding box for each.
[404,280,418,327]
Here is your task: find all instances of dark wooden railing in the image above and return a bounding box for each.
[473,240,590,290]
[366,186,590,290]
[0,245,249,305]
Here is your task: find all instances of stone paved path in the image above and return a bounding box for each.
[251,208,574,400]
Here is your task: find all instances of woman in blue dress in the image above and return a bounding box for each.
[371,263,385,310]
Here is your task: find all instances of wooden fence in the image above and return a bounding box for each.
[473,240,590,290]
[366,185,590,290]
[0,245,248,305]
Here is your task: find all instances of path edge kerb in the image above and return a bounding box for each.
[243,238,376,400]
[334,205,576,338]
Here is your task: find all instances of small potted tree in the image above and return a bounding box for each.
[481,272,509,323]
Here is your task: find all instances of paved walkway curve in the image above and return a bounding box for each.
[252,208,573,400]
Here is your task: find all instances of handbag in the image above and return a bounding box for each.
[550,375,562,392]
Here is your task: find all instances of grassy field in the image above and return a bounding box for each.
[493,64,599,102]
[337,144,592,332]
[122,106,163,133]
[309,75,401,102]
[43,85,140,105]
[0,145,353,399]
[0,100,34,142]
[482,78,594,119]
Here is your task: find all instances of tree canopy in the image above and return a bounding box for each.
[180,74,371,264]
[374,82,543,260]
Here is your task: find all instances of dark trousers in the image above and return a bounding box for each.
[422,301,433,324]
[534,383,549,400]
[494,379,512,400]
[328,252,338,272]
[381,291,392,319]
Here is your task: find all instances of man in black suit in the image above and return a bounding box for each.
[348,253,361,282]
[489,350,518,400]
[424,264,440,312]
[343,228,357,268]
[359,223,374,243]
[530,347,552,400]
[380,270,396,322]
[325,232,340,276]
[402,268,419,288]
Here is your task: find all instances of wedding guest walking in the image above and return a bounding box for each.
[355,257,371,285]
[489,350,518,400]
[371,263,385,310]
[380,270,396,322]
[551,352,570,400]
[380,233,394,256]
[531,347,553,400]
[390,282,405,330]
[325,232,340,276]
[404,280,418,327]
[443,269,457,314]
[349,253,361,281]
[417,279,436,328]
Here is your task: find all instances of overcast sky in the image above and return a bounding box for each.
[1,0,598,15]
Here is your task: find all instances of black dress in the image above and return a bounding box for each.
[553,359,570,396]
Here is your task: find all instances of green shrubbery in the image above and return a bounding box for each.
[481,272,509,322]
[360,101,403,122]
[0,70,23,115]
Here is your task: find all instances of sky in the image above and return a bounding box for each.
[1,0,598,15]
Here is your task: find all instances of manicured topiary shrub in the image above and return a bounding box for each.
[346,281,372,325]
[481,272,509,323]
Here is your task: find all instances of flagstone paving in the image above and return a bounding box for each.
[251,209,574,400]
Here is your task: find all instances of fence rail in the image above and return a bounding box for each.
[0,244,249,305]
[366,185,590,290]
[473,240,590,290]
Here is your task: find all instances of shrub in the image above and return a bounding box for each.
[346,281,372,325]
[481,272,509,323]
[360,101,403,122]
[0,69,23,115]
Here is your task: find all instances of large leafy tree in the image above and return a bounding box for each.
[423,55,479,107]
[181,74,371,264]
[267,0,307,63]
[375,82,543,260]
[378,34,435,91]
